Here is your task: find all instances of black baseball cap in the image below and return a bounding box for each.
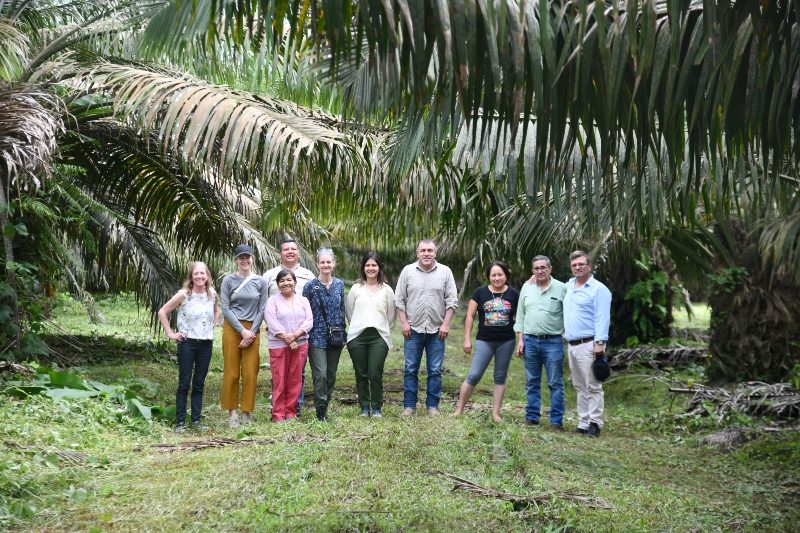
[234,244,254,258]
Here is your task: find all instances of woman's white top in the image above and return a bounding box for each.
[177,290,216,340]
[346,283,396,348]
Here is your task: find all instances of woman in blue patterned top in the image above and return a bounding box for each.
[302,248,346,421]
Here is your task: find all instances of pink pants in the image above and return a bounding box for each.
[269,344,308,421]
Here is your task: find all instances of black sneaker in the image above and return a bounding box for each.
[574,427,588,435]
[588,422,601,438]
[316,406,328,421]
[174,424,186,434]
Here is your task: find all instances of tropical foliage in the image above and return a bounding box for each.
[0,1,798,379]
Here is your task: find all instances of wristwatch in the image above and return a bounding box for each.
[594,340,606,346]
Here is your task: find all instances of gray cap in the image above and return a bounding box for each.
[234,244,254,258]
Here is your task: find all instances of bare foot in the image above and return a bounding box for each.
[492,414,503,423]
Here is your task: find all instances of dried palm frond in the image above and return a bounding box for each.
[0,85,61,187]
[5,441,89,463]
[610,345,709,370]
[672,382,800,422]
[0,361,35,375]
[143,437,276,452]
[441,473,611,511]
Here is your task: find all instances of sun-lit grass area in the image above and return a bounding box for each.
[673,302,711,331]
[1,293,797,531]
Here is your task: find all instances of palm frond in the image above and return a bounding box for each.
[0,19,29,80]
[0,85,62,188]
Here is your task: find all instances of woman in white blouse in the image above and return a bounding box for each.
[158,262,219,433]
[346,253,396,417]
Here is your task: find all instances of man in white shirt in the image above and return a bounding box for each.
[262,239,315,297]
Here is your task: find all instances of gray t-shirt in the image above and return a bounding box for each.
[220,274,268,332]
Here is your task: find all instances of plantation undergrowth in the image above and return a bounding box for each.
[1,294,798,531]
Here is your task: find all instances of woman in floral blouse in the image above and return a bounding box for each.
[302,248,346,421]
[158,262,219,432]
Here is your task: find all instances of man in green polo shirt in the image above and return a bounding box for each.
[514,255,567,430]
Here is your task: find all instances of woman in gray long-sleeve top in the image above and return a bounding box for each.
[220,244,268,428]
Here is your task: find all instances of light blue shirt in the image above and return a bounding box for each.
[563,275,612,342]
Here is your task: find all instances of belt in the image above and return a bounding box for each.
[567,337,594,346]
[525,334,561,340]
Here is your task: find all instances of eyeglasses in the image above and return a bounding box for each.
[533,266,549,271]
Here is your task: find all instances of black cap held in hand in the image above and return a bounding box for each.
[592,355,611,382]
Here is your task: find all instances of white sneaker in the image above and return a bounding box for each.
[402,407,415,417]
[427,407,441,416]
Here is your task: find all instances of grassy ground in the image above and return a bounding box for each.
[672,302,711,330]
[1,294,798,531]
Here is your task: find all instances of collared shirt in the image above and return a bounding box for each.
[394,261,458,334]
[302,277,346,348]
[513,278,566,336]
[263,264,315,297]
[563,275,612,342]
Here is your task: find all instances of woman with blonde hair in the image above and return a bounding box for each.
[220,244,268,428]
[158,261,219,432]
[302,248,346,421]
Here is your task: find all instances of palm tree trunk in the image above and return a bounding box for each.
[0,175,21,350]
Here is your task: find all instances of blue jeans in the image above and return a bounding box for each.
[176,339,213,425]
[403,331,445,409]
[523,335,565,424]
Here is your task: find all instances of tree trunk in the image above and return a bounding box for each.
[0,175,21,352]
[708,219,800,383]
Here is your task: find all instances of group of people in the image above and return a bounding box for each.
[158,239,611,438]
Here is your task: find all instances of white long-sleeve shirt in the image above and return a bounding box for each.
[346,283,396,348]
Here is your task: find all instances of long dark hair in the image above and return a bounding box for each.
[357,252,387,285]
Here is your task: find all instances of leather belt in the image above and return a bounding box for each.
[525,334,561,340]
[567,337,594,346]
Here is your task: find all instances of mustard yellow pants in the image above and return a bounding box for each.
[220,320,260,412]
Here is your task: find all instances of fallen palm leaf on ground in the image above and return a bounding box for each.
[671,382,800,421]
[141,438,276,452]
[441,473,611,511]
[610,345,709,369]
[6,441,89,464]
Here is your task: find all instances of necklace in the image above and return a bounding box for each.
[490,286,507,301]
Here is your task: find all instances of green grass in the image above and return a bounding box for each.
[1,294,798,531]
[673,302,711,330]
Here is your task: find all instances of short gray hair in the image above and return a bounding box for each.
[417,239,436,251]
[531,255,551,267]
[316,247,335,261]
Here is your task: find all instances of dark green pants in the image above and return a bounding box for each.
[347,328,389,410]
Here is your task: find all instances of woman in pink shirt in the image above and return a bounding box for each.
[265,269,313,421]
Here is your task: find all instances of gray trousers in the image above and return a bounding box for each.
[309,346,343,409]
